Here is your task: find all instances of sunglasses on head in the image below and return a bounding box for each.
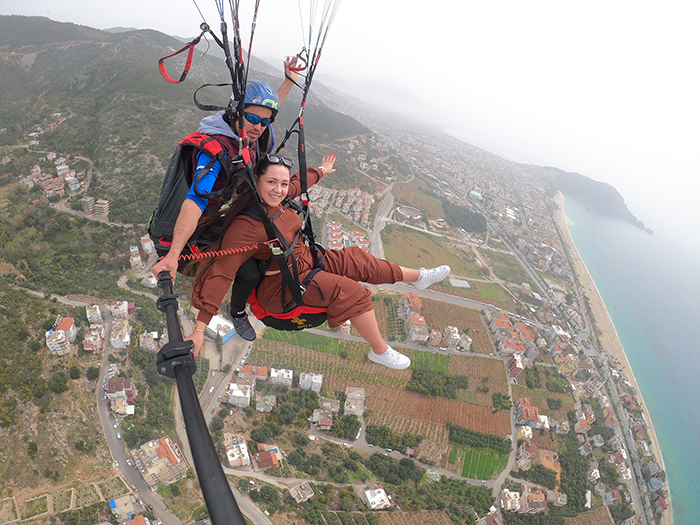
[267,154,294,168]
[244,112,272,127]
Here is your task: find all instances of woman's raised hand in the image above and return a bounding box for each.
[321,153,337,174]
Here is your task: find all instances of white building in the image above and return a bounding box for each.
[140,235,156,254]
[270,368,293,387]
[111,319,132,349]
[223,433,251,468]
[299,372,323,392]
[362,487,391,510]
[500,489,521,512]
[111,300,129,319]
[86,304,103,323]
[344,387,365,416]
[228,383,253,407]
[46,330,70,355]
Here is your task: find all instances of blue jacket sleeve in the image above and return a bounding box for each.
[186,151,224,212]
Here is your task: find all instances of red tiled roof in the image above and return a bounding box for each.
[493,318,514,329]
[409,315,427,326]
[57,317,74,331]
[256,450,279,469]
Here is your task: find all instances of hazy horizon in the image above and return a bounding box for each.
[1,0,698,254]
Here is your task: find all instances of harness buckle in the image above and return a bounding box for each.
[299,284,307,295]
[271,246,284,256]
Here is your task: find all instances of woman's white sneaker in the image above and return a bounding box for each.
[368,346,411,370]
[414,265,450,291]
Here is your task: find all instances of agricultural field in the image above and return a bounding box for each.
[460,447,509,480]
[372,296,406,343]
[21,495,47,519]
[392,178,446,219]
[379,510,453,525]
[74,484,101,508]
[53,490,73,513]
[325,377,511,437]
[429,281,518,312]
[405,350,451,373]
[262,330,344,355]
[0,498,16,524]
[365,412,450,464]
[250,339,412,390]
[98,476,129,500]
[564,505,614,525]
[511,385,575,421]
[381,225,482,279]
[481,249,537,288]
[449,355,509,407]
[419,298,494,354]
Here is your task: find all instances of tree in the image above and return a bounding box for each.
[48,372,69,394]
[86,366,100,381]
[69,365,80,380]
[260,485,279,502]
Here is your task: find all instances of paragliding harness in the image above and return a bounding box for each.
[147,132,239,258]
[239,199,329,331]
[146,128,272,262]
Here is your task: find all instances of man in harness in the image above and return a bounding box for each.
[151,64,297,341]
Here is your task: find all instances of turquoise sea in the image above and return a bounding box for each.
[564,196,700,524]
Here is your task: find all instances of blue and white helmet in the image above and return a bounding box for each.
[243,80,279,118]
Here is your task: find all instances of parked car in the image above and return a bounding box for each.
[114,461,119,467]
[116,432,121,439]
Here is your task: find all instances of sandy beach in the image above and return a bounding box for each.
[553,192,671,525]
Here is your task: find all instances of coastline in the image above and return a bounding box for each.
[553,192,672,525]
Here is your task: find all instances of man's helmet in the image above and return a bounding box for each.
[244,80,279,118]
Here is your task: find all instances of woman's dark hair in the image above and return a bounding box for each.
[189,157,291,291]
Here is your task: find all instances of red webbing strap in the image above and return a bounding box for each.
[158,35,203,84]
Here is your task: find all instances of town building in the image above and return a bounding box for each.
[500,489,521,512]
[228,383,253,407]
[86,304,103,323]
[407,314,429,343]
[299,372,323,392]
[362,486,391,510]
[256,394,276,412]
[111,300,130,319]
[46,329,70,355]
[111,319,132,349]
[222,433,251,468]
[239,365,269,382]
[206,314,236,344]
[270,368,293,387]
[140,235,156,254]
[516,398,543,428]
[254,450,279,470]
[344,387,366,416]
[83,326,105,353]
[139,332,158,352]
[400,291,422,319]
[289,483,315,504]
[508,354,525,379]
[80,197,95,215]
[131,437,188,490]
[94,198,110,215]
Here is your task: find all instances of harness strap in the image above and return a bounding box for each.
[158,25,210,83]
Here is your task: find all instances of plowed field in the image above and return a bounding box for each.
[326,377,510,437]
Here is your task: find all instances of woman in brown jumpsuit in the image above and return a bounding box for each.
[189,154,450,369]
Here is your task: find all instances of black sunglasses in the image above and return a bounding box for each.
[267,154,294,168]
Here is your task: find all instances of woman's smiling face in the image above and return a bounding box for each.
[257,164,290,207]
